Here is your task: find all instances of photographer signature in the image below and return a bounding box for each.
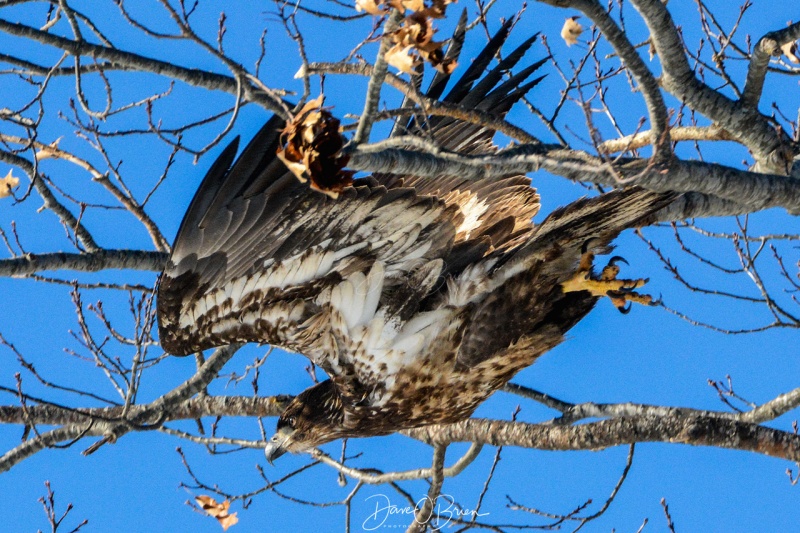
[362,493,489,530]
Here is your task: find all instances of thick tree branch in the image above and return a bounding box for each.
[0,52,127,76]
[505,382,800,429]
[0,250,168,277]
[626,0,793,174]
[0,426,102,474]
[407,444,446,533]
[348,144,800,216]
[406,416,800,463]
[599,126,735,153]
[742,21,800,108]
[352,9,403,145]
[649,193,750,222]
[0,394,291,427]
[503,382,741,424]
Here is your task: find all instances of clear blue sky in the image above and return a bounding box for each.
[1,1,798,531]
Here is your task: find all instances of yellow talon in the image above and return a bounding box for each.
[561,251,656,313]
[561,275,647,296]
[600,262,620,281]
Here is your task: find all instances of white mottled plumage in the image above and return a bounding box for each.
[444,259,498,307]
[454,192,489,238]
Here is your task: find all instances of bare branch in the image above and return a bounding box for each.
[0,250,168,277]
[311,443,482,484]
[742,21,800,108]
[627,0,793,174]
[541,0,671,158]
[406,415,800,463]
[407,444,447,533]
[352,9,404,145]
[0,17,288,114]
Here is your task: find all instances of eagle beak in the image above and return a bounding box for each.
[264,428,293,465]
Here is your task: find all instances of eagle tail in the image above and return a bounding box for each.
[391,14,545,154]
[380,19,548,270]
[494,187,678,281]
[534,187,676,246]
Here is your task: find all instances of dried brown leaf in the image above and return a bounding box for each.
[561,16,583,46]
[781,41,800,63]
[409,12,435,46]
[417,37,456,73]
[276,96,353,198]
[388,0,425,11]
[389,8,455,73]
[386,44,419,74]
[0,170,19,199]
[425,0,456,18]
[195,495,239,531]
[394,13,433,48]
[355,0,386,15]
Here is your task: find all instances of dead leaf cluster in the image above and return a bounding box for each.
[357,0,458,74]
[356,0,451,17]
[195,495,238,531]
[276,96,354,199]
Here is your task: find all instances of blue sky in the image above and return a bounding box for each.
[1,1,799,531]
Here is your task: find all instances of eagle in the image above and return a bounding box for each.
[157,21,675,463]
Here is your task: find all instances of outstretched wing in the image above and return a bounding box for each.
[157,19,545,390]
[157,117,457,356]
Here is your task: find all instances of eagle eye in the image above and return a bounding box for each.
[287,416,297,428]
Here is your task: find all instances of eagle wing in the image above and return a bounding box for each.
[158,116,457,354]
[157,20,544,401]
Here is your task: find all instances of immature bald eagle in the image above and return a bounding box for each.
[157,21,674,462]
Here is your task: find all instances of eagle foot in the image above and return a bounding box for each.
[561,252,656,313]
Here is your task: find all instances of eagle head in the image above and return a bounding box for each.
[265,379,346,463]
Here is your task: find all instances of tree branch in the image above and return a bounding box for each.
[549,0,671,158]
[348,143,800,216]
[742,21,800,108]
[0,150,99,252]
[0,426,101,474]
[0,17,288,114]
[406,415,800,463]
[303,61,541,144]
[0,394,291,427]
[739,386,800,425]
[599,125,735,153]
[407,444,446,533]
[0,250,168,277]
[352,9,403,145]
[626,0,793,174]
[311,443,481,484]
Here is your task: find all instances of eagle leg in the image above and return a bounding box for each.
[561,252,656,312]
